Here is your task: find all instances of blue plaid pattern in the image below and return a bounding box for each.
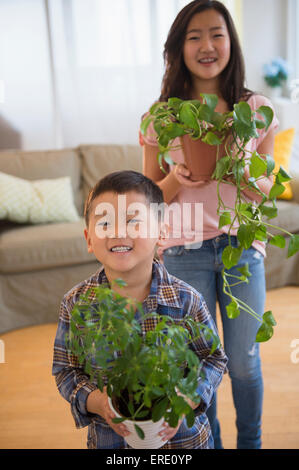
[52,260,228,449]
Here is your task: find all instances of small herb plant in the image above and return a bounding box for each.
[67,280,220,439]
[140,94,299,342]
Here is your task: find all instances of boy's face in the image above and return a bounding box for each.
[84,190,166,277]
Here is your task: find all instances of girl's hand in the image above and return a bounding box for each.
[159,418,183,442]
[172,163,204,188]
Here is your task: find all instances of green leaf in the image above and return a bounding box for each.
[254,224,268,242]
[112,417,126,424]
[222,245,243,269]
[167,97,183,111]
[197,104,214,122]
[237,263,252,278]
[256,105,274,131]
[237,224,256,250]
[134,424,145,440]
[250,152,267,178]
[140,115,152,136]
[256,310,276,342]
[113,278,127,287]
[264,310,277,326]
[256,322,273,342]
[232,160,245,184]
[226,300,240,319]
[164,122,186,140]
[213,155,231,179]
[200,93,218,110]
[152,397,169,422]
[269,182,285,199]
[266,154,275,177]
[163,151,174,166]
[149,101,166,115]
[288,234,299,258]
[276,166,292,183]
[158,130,171,149]
[179,102,199,129]
[185,408,195,428]
[233,102,259,141]
[219,211,231,229]
[259,204,277,219]
[234,101,252,125]
[202,131,222,146]
[269,234,286,248]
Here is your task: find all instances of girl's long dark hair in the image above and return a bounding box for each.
[159,0,252,110]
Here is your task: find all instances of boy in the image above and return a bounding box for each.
[52,170,227,449]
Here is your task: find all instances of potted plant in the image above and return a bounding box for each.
[140,94,299,342]
[263,57,290,98]
[67,279,220,449]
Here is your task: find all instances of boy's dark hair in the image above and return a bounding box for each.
[84,170,164,226]
[160,0,252,110]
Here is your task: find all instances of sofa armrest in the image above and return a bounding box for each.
[290,172,299,204]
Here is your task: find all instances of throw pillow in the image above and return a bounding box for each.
[0,172,79,224]
[273,128,295,200]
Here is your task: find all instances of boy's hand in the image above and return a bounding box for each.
[159,418,183,442]
[86,387,130,438]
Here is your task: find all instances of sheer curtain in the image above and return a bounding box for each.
[47,0,242,148]
[46,0,192,147]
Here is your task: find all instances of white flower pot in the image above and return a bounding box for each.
[108,396,167,449]
[265,85,282,99]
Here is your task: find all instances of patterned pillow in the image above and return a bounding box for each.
[0,172,79,224]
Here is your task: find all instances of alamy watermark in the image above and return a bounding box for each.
[93,195,203,247]
[290,339,299,364]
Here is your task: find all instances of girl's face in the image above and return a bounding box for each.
[183,8,231,87]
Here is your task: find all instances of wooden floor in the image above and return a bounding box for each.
[0,286,298,449]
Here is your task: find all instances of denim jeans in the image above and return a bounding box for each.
[163,234,265,449]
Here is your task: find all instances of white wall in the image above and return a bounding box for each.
[242,0,287,94]
[0,0,55,150]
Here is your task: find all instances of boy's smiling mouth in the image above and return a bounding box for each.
[110,245,132,253]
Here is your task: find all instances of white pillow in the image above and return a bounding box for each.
[0,172,80,224]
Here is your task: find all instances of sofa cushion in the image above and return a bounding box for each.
[0,173,79,224]
[273,128,295,200]
[0,218,94,274]
[0,148,84,215]
[268,200,299,236]
[80,144,143,199]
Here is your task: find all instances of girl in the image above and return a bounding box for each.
[140,0,278,449]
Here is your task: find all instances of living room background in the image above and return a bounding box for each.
[0,0,296,151]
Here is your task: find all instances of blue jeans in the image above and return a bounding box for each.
[163,234,265,449]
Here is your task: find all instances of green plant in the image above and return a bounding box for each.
[140,94,299,342]
[67,279,220,439]
[263,57,289,88]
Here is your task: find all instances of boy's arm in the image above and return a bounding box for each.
[52,298,98,428]
[186,295,228,415]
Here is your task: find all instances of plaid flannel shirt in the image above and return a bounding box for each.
[52,260,227,449]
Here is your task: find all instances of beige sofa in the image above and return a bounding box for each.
[1,143,299,334]
[0,145,143,334]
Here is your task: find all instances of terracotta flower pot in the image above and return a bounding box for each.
[180,134,228,181]
[108,396,166,449]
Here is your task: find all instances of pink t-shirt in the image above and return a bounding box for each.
[140,94,279,257]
